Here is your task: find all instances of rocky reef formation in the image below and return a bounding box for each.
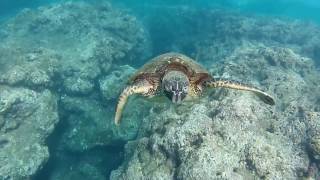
[140,6,320,66]
[1,1,320,179]
[0,87,58,179]
[0,1,151,179]
[0,1,150,94]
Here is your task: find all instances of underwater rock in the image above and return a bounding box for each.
[47,145,123,180]
[310,134,320,160]
[0,86,58,179]
[58,95,149,152]
[0,2,152,178]
[99,65,136,101]
[52,162,105,180]
[111,102,307,179]
[111,44,320,179]
[306,112,320,161]
[110,138,175,180]
[0,1,151,95]
[59,96,116,152]
[0,48,60,89]
[63,77,95,96]
[142,6,320,64]
[211,44,320,145]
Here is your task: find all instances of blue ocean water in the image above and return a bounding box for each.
[2,0,320,23]
[0,0,320,180]
[108,0,320,32]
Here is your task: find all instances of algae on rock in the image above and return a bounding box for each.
[0,86,59,180]
[0,1,150,95]
[0,1,152,179]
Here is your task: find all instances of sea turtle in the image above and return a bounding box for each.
[115,52,275,125]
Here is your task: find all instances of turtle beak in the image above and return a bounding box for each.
[170,82,183,103]
[162,71,189,103]
[171,91,182,103]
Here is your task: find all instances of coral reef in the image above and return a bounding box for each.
[0,1,151,179]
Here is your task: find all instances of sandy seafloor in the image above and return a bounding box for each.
[0,0,320,179]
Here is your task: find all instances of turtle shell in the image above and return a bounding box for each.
[129,52,211,84]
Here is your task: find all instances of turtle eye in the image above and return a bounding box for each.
[182,86,188,92]
[166,86,173,91]
[169,85,174,91]
[164,84,172,92]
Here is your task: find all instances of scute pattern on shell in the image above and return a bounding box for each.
[129,52,210,83]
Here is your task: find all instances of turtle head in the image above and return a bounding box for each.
[162,70,189,103]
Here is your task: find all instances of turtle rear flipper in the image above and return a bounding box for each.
[205,79,275,105]
[115,80,154,125]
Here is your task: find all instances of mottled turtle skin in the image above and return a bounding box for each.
[115,52,275,125]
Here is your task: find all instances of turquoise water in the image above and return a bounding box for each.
[2,0,320,23]
[0,0,320,180]
[111,0,320,23]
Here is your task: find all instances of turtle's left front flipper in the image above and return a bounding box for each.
[204,79,275,105]
[115,80,153,125]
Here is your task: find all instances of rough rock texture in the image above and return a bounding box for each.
[0,86,58,180]
[58,95,148,153]
[210,44,320,146]
[100,65,136,101]
[111,44,320,179]
[307,112,320,162]
[0,1,151,179]
[0,1,150,95]
[0,48,60,90]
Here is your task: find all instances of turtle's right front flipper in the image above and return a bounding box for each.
[115,80,153,125]
[204,79,275,105]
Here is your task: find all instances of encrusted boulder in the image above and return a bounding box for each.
[0,48,60,89]
[0,86,59,179]
[1,1,151,95]
[58,95,149,152]
[99,65,136,101]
